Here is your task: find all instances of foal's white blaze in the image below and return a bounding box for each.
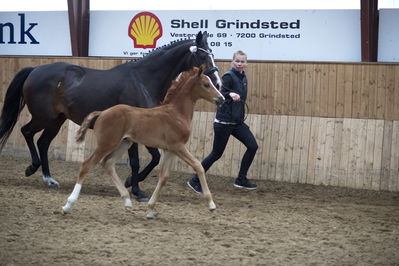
[62,183,82,213]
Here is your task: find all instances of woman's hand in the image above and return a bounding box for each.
[229,92,241,102]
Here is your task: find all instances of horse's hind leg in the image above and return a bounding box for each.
[125,143,149,202]
[21,120,45,177]
[125,145,160,202]
[138,147,160,182]
[147,151,175,219]
[125,143,138,187]
[37,116,66,188]
[102,139,133,208]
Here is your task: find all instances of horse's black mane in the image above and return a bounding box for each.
[150,38,194,52]
[126,38,195,64]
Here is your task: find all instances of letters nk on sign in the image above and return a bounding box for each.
[0,13,39,44]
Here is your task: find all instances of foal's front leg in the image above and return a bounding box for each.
[176,146,216,211]
[147,151,175,219]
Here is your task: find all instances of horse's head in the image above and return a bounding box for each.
[192,65,224,106]
[189,31,222,90]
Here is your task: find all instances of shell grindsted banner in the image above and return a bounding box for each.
[378,9,399,62]
[89,10,361,61]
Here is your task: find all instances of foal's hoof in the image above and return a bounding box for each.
[25,165,39,177]
[146,211,157,219]
[209,201,217,211]
[62,204,71,214]
[133,190,149,202]
[124,198,133,208]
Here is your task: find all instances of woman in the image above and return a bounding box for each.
[187,50,258,193]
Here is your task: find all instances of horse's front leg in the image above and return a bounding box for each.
[147,151,175,219]
[125,143,149,202]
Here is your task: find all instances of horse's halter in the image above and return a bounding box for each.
[189,46,221,86]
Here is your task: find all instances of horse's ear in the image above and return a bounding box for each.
[196,31,203,44]
[202,31,208,41]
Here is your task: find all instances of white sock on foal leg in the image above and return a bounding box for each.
[209,200,216,211]
[62,184,82,213]
[124,198,132,207]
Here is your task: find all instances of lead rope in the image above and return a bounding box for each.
[244,102,249,122]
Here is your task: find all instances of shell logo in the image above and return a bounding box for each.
[128,12,163,49]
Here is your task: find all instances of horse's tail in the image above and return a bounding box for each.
[76,111,102,143]
[0,67,34,152]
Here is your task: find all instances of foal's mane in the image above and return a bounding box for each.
[161,68,198,105]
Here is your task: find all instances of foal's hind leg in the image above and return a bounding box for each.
[62,149,105,213]
[36,116,66,188]
[102,140,133,208]
[147,151,175,219]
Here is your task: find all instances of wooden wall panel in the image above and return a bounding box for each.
[171,112,398,192]
[2,57,398,119]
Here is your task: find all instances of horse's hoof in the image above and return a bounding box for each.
[133,190,149,202]
[43,176,60,189]
[124,176,132,188]
[25,165,39,177]
[48,181,60,189]
[49,183,60,189]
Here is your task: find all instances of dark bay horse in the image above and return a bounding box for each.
[62,66,224,218]
[0,31,221,201]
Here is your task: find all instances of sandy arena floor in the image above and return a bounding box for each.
[1,156,398,265]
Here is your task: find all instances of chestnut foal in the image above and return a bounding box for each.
[62,66,224,218]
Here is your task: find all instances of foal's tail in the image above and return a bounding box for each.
[76,111,102,143]
[0,67,34,152]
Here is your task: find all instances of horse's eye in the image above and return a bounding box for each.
[200,55,207,60]
[204,83,210,88]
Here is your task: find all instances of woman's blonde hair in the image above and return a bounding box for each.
[233,50,247,60]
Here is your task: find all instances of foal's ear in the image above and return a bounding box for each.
[198,64,206,76]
